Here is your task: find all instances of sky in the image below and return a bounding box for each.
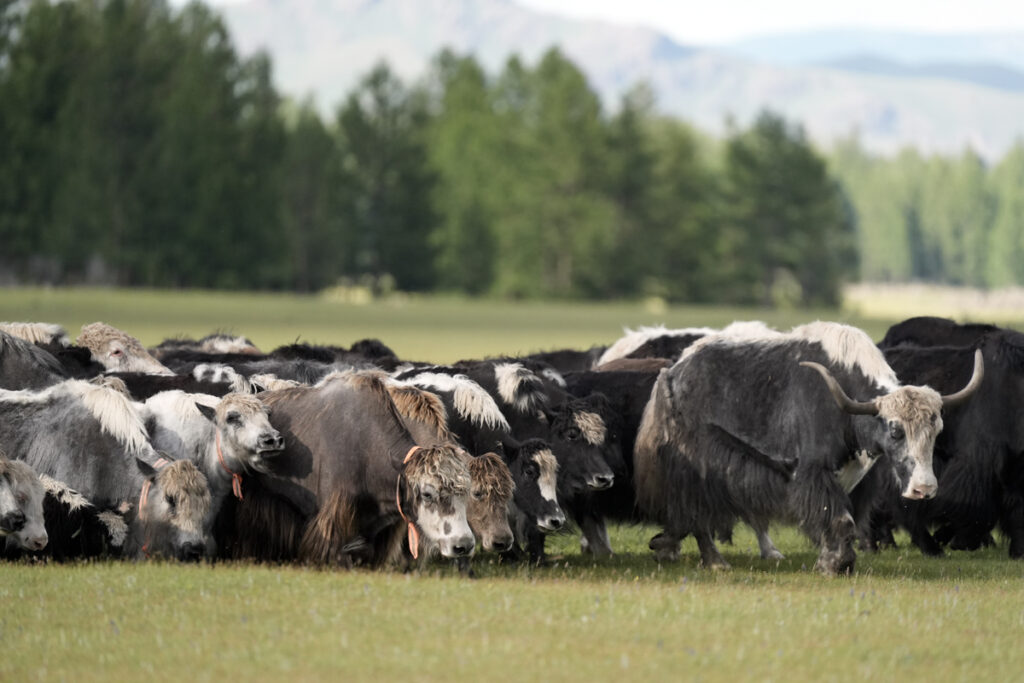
[512,0,1024,45]
[194,0,1024,46]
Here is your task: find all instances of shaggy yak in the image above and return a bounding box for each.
[142,391,284,553]
[0,379,212,560]
[380,376,516,554]
[0,454,48,552]
[634,322,983,575]
[217,372,475,567]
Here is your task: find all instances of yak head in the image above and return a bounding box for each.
[398,444,475,559]
[0,458,48,552]
[803,350,984,500]
[135,458,212,562]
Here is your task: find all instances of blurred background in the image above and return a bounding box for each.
[1,0,1022,312]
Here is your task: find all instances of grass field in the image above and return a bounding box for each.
[2,287,1024,681]
[0,286,904,362]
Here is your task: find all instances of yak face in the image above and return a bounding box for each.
[544,404,614,493]
[136,459,211,562]
[465,453,515,553]
[506,440,565,533]
[199,394,284,474]
[77,322,173,375]
[402,446,475,559]
[0,460,48,551]
[873,387,943,500]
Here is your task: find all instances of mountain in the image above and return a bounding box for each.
[818,55,1024,93]
[220,0,1024,159]
[729,29,1024,71]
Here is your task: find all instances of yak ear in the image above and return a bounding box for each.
[136,457,157,480]
[195,403,217,422]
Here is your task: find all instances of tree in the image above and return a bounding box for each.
[335,62,438,291]
[721,111,856,306]
[987,141,1024,287]
[424,50,499,294]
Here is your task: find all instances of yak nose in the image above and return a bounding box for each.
[179,542,205,562]
[1,510,26,533]
[910,483,938,500]
[451,537,475,557]
[492,535,515,553]
[258,433,284,451]
[28,534,48,551]
[539,514,564,532]
[588,473,614,490]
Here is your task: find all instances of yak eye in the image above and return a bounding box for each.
[525,463,539,479]
[164,495,176,510]
[472,489,485,501]
[109,348,123,357]
[566,427,581,441]
[420,488,436,503]
[889,425,905,441]
[16,493,27,506]
[226,412,242,426]
[930,413,938,425]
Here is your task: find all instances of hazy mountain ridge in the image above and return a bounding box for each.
[221,0,1024,159]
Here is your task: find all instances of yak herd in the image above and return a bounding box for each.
[0,314,1016,576]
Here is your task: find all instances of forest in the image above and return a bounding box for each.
[1,0,1021,305]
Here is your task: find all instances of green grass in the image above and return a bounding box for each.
[0,286,906,363]
[3,527,1023,682]
[2,287,1024,681]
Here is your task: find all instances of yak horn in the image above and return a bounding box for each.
[800,361,879,416]
[941,349,984,409]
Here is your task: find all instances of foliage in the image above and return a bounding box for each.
[0,0,1015,302]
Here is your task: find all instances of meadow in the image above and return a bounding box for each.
[2,287,1023,682]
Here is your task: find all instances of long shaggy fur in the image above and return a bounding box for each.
[0,322,70,346]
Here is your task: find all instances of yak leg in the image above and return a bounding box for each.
[649,531,682,563]
[907,519,944,557]
[750,521,784,560]
[814,512,857,576]
[695,530,730,570]
[579,514,613,559]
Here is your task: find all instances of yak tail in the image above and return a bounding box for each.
[298,489,361,566]
[216,482,305,562]
[633,369,675,522]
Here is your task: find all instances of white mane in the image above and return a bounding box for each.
[598,325,717,366]
[791,321,899,391]
[493,363,546,414]
[0,381,153,455]
[39,474,92,512]
[400,373,511,432]
[0,322,70,346]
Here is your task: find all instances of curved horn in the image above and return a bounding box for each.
[941,349,984,409]
[800,361,879,416]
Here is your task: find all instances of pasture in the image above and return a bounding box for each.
[2,287,1024,681]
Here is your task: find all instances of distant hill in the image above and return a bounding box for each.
[221,0,1024,159]
[729,29,1024,72]
[818,55,1024,92]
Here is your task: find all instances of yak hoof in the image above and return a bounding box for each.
[761,549,785,561]
[700,557,731,571]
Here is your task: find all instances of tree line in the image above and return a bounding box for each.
[0,0,1017,306]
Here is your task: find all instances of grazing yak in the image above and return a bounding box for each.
[0,379,213,560]
[634,322,983,575]
[381,377,516,555]
[77,322,174,375]
[142,391,284,552]
[392,371,566,538]
[218,372,475,567]
[879,324,1024,558]
[0,455,48,552]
